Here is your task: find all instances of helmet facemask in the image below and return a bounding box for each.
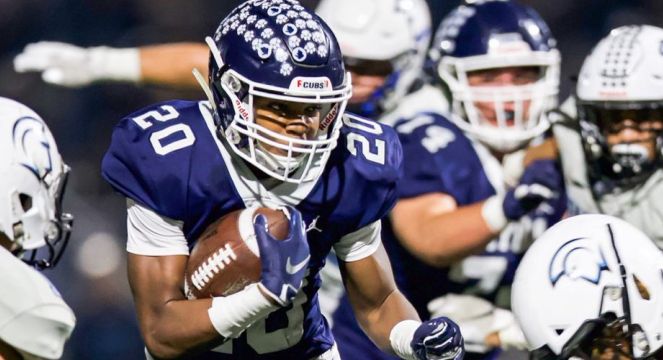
[199,1,353,184]
[439,51,560,153]
[316,0,432,118]
[199,37,351,184]
[578,100,663,189]
[21,165,73,269]
[345,50,421,117]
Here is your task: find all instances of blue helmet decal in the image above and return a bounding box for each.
[549,237,610,287]
[12,116,53,180]
[432,0,556,59]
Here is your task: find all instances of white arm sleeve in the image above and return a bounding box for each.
[333,220,382,262]
[126,199,189,256]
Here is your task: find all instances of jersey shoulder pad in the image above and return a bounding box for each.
[338,112,403,184]
[392,112,493,201]
[393,112,475,164]
[101,100,208,220]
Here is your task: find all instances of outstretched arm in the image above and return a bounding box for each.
[14,42,208,89]
[139,43,208,88]
[389,192,496,267]
[391,158,565,268]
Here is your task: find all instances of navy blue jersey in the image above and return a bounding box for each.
[101,100,402,359]
[331,113,566,360]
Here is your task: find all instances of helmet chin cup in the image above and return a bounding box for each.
[254,144,306,176]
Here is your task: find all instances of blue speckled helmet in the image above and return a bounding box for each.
[197,0,352,183]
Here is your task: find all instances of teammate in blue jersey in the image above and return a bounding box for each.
[329,1,567,359]
[101,1,464,359]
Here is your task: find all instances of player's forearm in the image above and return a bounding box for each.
[139,43,208,89]
[139,298,223,359]
[354,289,420,353]
[395,201,496,267]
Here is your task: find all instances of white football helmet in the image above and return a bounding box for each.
[430,0,560,153]
[0,97,72,268]
[576,25,663,187]
[316,0,432,117]
[512,214,663,359]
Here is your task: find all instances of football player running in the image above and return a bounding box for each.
[374,0,565,358]
[512,214,663,359]
[552,25,663,248]
[311,0,452,358]
[0,98,75,359]
[101,1,464,359]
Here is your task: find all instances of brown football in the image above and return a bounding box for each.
[184,207,290,299]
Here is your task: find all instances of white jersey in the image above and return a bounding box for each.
[553,97,663,248]
[0,247,75,359]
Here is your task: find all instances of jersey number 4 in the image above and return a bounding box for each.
[132,105,196,155]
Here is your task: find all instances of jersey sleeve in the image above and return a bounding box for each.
[101,100,199,221]
[126,199,189,256]
[339,114,403,230]
[393,113,491,203]
[333,220,382,262]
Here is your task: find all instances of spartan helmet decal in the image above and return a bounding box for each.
[549,237,610,286]
[12,116,55,181]
[512,214,663,359]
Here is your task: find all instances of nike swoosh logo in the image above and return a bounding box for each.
[286,254,310,275]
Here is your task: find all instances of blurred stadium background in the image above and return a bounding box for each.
[0,1,661,358]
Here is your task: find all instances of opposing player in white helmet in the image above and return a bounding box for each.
[316,0,431,118]
[512,214,663,359]
[552,25,663,248]
[0,97,75,359]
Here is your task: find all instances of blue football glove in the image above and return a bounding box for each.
[503,159,563,220]
[411,317,465,360]
[254,206,310,307]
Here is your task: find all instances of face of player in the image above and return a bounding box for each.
[253,97,333,156]
[604,115,663,161]
[0,232,16,253]
[466,66,542,127]
[344,57,393,105]
[0,338,24,360]
[583,322,633,360]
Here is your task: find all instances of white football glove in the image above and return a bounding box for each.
[427,294,527,353]
[14,41,141,87]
